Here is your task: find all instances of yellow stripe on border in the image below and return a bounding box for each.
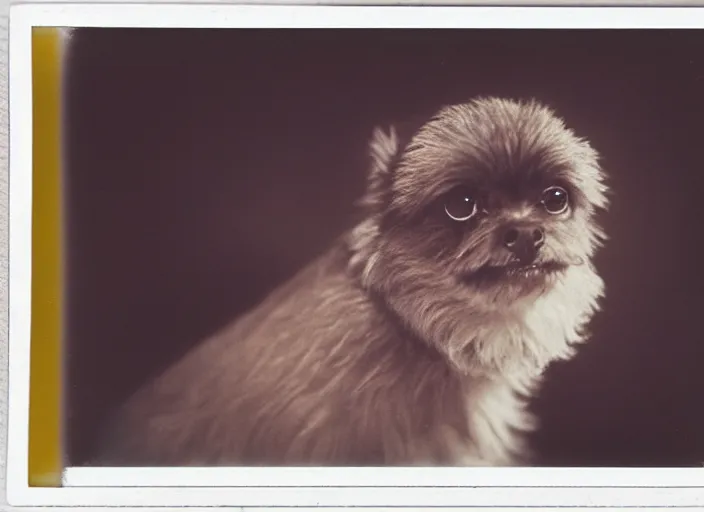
[29,27,63,487]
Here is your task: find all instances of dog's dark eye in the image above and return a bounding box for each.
[541,186,569,215]
[443,186,478,222]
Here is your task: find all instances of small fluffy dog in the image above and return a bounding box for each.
[95,97,608,466]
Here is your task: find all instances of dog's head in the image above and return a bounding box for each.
[354,97,608,306]
[349,98,608,376]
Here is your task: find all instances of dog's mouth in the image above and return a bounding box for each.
[462,260,568,285]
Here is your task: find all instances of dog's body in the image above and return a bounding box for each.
[95,98,608,466]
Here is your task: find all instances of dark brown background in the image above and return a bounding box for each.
[64,28,704,467]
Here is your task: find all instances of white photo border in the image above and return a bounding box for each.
[7,2,704,508]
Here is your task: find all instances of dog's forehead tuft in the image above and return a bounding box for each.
[388,97,607,215]
[419,98,573,169]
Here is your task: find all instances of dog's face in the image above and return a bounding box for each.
[362,98,608,308]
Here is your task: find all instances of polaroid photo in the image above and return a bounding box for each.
[6,1,704,508]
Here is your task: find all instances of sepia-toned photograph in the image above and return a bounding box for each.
[59,26,704,470]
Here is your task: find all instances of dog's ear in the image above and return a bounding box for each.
[360,108,436,214]
[360,126,400,213]
[369,126,399,176]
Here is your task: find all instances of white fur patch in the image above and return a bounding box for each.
[448,265,604,465]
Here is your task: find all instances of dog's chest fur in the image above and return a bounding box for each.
[420,280,598,466]
[418,332,540,466]
[448,375,536,465]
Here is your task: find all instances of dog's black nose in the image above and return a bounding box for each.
[502,226,545,265]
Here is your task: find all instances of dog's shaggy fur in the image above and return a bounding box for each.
[94,97,608,466]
